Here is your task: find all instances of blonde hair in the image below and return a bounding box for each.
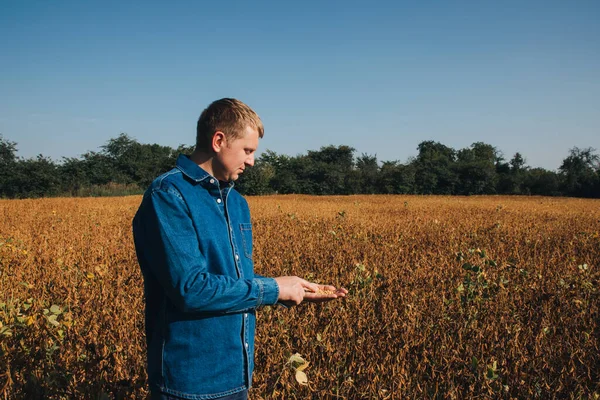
[196,98,264,151]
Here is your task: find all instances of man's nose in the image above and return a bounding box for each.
[246,155,255,167]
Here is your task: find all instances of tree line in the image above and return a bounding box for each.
[1,133,599,198]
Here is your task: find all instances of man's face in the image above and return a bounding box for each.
[214,125,259,182]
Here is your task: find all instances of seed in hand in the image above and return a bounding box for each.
[305,287,336,295]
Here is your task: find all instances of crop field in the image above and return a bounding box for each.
[0,195,599,399]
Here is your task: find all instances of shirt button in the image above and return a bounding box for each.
[216,198,222,203]
[244,313,248,318]
[245,343,249,349]
[209,179,215,184]
[235,254,239,260]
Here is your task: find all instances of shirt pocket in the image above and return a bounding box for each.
[239,223,253,260]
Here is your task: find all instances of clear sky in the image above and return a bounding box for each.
[1,0,598,170]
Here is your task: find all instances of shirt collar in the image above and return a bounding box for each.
[175,154,234,189]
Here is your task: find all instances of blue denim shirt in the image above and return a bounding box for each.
[132,154,280,399]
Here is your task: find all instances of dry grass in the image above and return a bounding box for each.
[0,195,598,399]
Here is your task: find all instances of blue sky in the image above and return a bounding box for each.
[1,0,598,170]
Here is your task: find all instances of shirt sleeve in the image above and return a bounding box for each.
[135,187,280,314]
[254,273,291,308]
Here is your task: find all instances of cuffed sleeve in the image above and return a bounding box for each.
[253,276,279,306]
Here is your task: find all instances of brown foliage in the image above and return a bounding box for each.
[0,195,599,399]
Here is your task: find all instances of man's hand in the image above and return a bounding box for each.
[274,276,319,306]
[274,277,348,306]
[303,284,348,303]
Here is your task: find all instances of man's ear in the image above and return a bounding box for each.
[212,131,226,153]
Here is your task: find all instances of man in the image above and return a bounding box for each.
[132,98,347,400]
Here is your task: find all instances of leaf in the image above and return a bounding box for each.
[486,361,499,380]
[47,314,60,327]
[316,333,322,342]
[297,361,310,372]
[289,353,305,365]
[50,305,62,315]
[0,326,12,337]
[295,370,308,385]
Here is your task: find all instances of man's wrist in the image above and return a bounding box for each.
[253,276,279,306]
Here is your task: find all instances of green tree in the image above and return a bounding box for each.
[523,168,561,196]
[559,147,599,198]
[259,150,300,194]
[10,155,60,198]
[304,145,356,194]
[455,142,499,195]
[79,151,122,186]
[355,153,379,194]
[0,135,18,197]
[94,133,179,187]
[413,141,458,194]
[497,152,528,194]
[59,157,92,194]
[235,159,275,195]
[378,161,415,194]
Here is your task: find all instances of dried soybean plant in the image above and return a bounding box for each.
[1,195,599,399]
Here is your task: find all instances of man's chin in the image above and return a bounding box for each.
[228,170,244,182]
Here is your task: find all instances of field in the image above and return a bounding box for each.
[0,195,599,399]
